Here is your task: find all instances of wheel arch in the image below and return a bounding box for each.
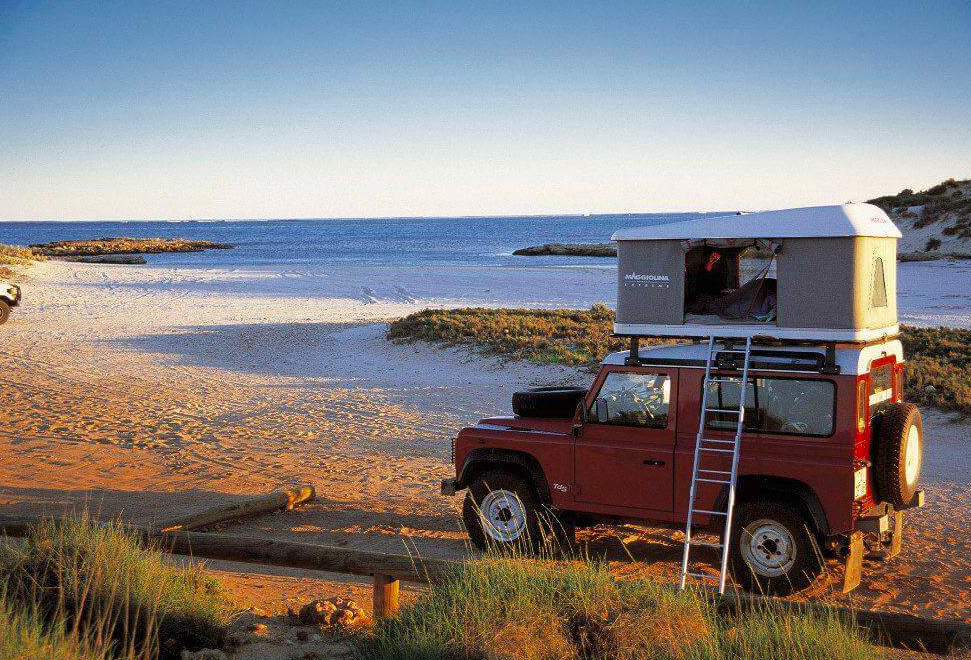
[457,448,552,505]
[715,475,831,537]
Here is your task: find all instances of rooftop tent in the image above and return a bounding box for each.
[611,204,902,342]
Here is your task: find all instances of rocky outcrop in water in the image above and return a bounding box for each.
[513,242,616,257]
[30,237,233,257]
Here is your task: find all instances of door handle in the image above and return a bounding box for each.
[643,459,665,466]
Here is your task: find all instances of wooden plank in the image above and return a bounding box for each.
[373,573,400,618]
[842,531,863,594]
[153,485,316,533]
[146,529,455,584]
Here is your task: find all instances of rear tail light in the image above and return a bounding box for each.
[894,364,906,401]
[856,377,868,434]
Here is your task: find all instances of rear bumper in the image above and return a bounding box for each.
[441,478,458,496]
[857,490,925,533]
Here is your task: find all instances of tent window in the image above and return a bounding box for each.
[684,245,777,323]
[872,257,888,308]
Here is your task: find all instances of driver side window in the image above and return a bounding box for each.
[590,372,670,428]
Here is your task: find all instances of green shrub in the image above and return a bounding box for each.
[0,517,229,659]
[900,325,971,415]
[356,554,879,660]
[388,304,663,368]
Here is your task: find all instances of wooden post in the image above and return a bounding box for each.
[372,573,400,619]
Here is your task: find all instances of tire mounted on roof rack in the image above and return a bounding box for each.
[512,387,586,419]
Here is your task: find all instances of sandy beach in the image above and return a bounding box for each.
[3,258,971,621]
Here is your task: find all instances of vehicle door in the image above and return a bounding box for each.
[574,367,676,512]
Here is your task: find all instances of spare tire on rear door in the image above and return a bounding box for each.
[512,387,587,418]
[873,402,923,508]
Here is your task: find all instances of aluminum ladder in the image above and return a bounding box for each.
[679,335,753,594]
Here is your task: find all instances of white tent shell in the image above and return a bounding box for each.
[612,204,900,343]
[612,204,902,241]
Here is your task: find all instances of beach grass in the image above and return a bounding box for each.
[388,307,971,415]
[0,516,229,660]
[355,551,879,660]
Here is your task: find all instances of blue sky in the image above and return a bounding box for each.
[1,0,969,220]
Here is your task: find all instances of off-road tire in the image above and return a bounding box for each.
[725,501,824,595]
[463,470,545,553]
[0,300,9,325]
[511,387,586,418]
[873,402,923,508]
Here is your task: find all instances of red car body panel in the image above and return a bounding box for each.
[453,353,903,538]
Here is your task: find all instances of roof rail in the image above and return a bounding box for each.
[623,336,841,374]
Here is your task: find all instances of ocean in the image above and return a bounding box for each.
[0,213,718,269]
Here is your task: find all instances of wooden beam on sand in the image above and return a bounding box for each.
[153,484,316,533]
[718,591,971,656]
[148,529,455,586]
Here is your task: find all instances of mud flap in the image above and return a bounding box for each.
[887,510,904,560]
[842,531,863,594]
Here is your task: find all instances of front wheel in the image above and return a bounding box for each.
[726,501,823,595]
[463,470,545,553]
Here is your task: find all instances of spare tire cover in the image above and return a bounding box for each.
[512,387,587,419]
[873,402,923,508]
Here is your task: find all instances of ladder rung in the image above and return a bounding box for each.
[699,447,733,453]
[685,571,717,580]
[704,408,740,414]
[690,540,724,549]
[692,509,727,516]
[708,378,742,383]
[697,478,730,484]
[699,469,731,475]
[700,438,735,444]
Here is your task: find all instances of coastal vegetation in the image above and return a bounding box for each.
[869,178,971,235]
[387,304,628,366]
[0,517,228,660]
[29,237,233,257]
[388,307,971,415]
[356,552,879,660]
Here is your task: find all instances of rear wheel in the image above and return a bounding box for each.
[0,300,9,325]
[463,470,545,553]
[726,501,823,595]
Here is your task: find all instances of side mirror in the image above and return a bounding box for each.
[595,399,610,424]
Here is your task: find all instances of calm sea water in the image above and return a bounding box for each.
[0,213,721,269]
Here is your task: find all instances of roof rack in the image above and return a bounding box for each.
[621,336,842,374]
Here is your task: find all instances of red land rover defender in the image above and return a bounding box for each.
[442,338,925,594]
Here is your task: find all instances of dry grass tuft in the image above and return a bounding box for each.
[0,516,229,660]
[355,552,879,660]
